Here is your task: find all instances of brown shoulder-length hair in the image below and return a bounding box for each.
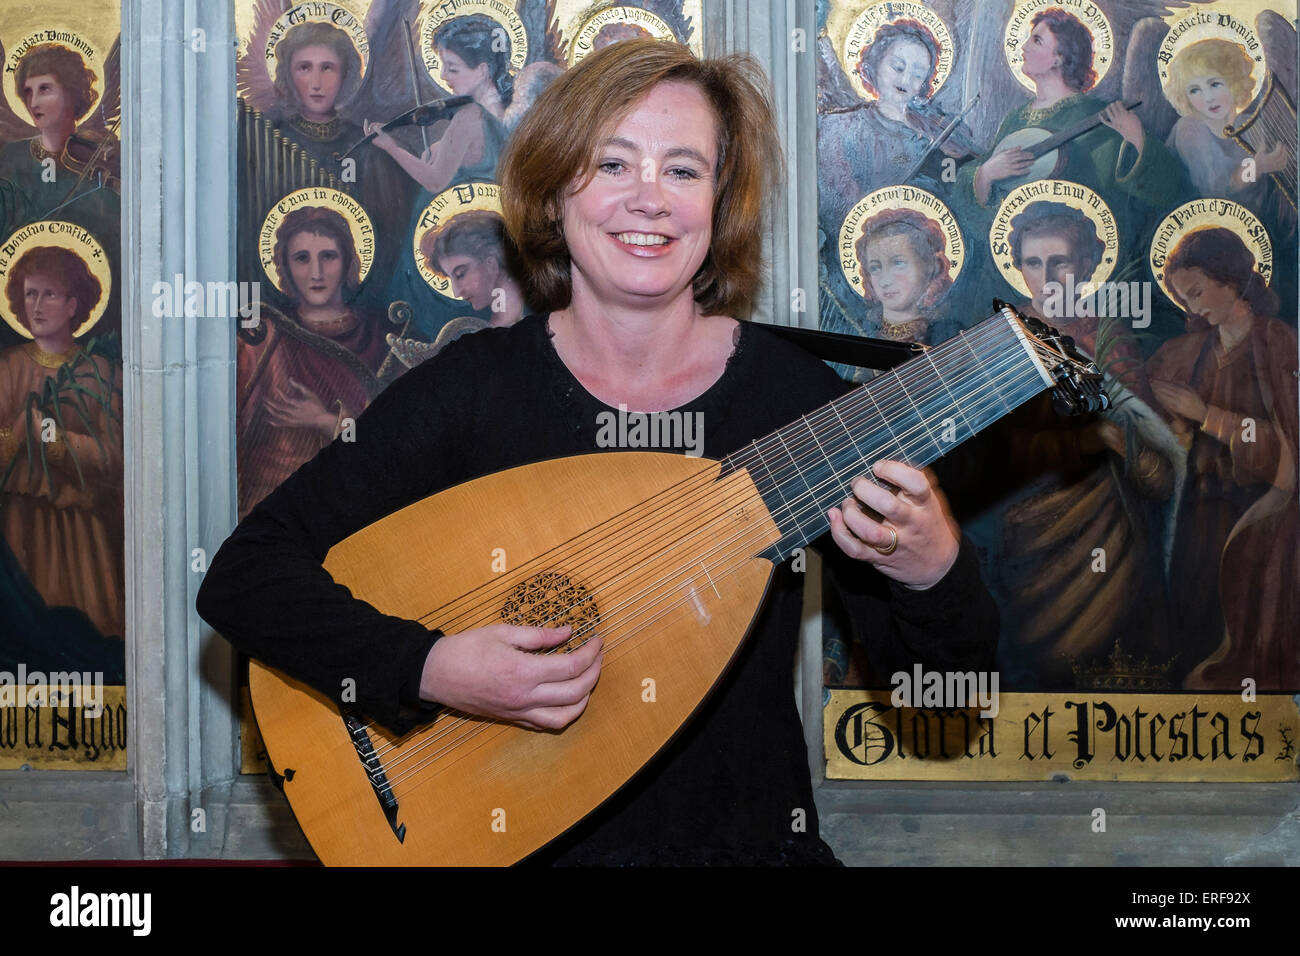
[6,246,102,331]
[498,38,783,318]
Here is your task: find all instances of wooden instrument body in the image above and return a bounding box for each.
[249,451,782,866]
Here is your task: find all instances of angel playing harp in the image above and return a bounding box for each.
[0,39,120,233]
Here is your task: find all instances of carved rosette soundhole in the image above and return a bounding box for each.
[500,571,601,652]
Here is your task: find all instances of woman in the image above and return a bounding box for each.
[1147,228,1298,689]
[0,247,123,645]
[855,208,957,344]
[199,39,999,864]
[237,206,393,518]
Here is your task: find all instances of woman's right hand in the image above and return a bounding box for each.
[419,623,603,731]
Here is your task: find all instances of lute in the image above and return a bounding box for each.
[249,302,1108,865]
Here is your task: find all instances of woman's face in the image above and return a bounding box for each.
[1022,22,1059,79]
[290,44,344,120]
[439,47,490,97]
[439,252,500,311]
[1169,267,1241,326]
[1184,73,1234,125]
[21,73,72,130]
[560,80,718,312]
[873,38,932,109]
[23,272,78,339]
[864,233,927,311]
[286,231,346,308]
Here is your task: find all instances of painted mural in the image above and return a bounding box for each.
[817,0,1299,780]
[0,1,125,770]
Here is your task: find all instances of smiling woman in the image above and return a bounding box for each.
[198,38,999,866]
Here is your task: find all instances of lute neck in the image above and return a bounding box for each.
[721,309,1056,561]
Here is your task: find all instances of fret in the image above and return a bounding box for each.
[958,330,1012,417]
[744,438,791,513]
[923,348,976,448]
[864,387,909,466]
[827,398,864,462]
[890,365,946,459]
[799,414,838,475]
[774,428,814,496]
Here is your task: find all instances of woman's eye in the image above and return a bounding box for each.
[667,167,698,181]
[599,160,625,174]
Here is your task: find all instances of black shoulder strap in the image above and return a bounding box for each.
[755,321,923,371]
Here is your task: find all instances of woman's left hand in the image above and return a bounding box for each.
[827,459,961,590]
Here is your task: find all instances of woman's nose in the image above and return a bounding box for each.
[628,164,669,214]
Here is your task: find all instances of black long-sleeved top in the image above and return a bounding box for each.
[196,313,999,865]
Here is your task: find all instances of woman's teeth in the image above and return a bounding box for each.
[616,233,669,246]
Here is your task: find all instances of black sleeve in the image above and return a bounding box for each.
[195,339,482,734]
[817,532,999,680]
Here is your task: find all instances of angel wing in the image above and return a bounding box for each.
[79,36,121,135]
[348,0,439,127]
[1122,17,1179,144]
[520,0,565,66]
[0,37,37,144]
[952,0,1026,149]
[237,0,290,113]
[1257,10,1296,98]
[815,34,859,114]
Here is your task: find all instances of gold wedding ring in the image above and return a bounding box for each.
[873,525,899,556]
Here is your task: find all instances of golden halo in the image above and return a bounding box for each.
[420,1,528,94]
[4,31,106,126]
[265,2,371,86]
[412,182,504,298]
[1157,14,1266,107]
[1149,199,1272,306]
[258,187,375,296]
[568,6,678,66]
[840,2,955,103]
[0,221,111,339]
[990,180,1118,299]
[838,186,965,298]
[1004,0,1113,93]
